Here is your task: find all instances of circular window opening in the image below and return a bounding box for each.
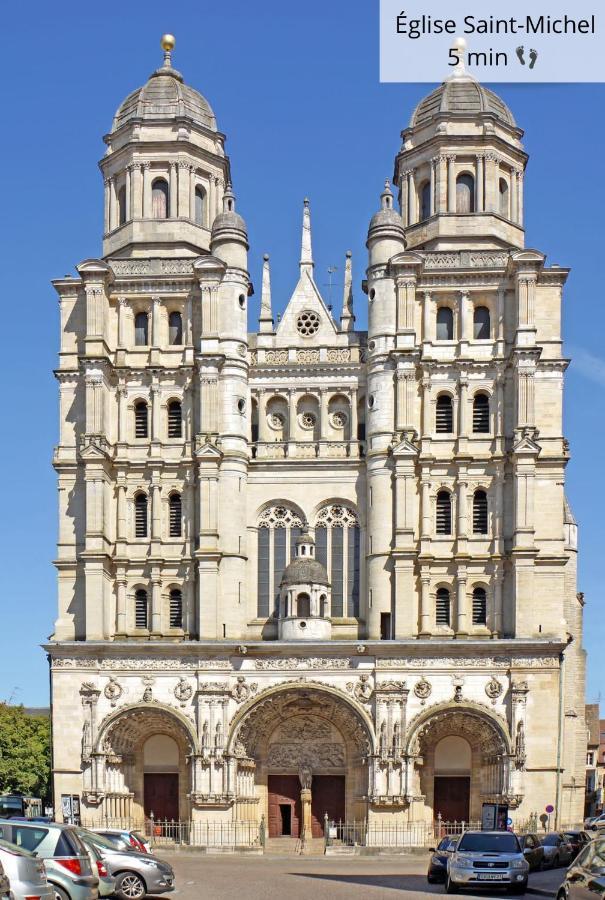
[331,411,348,428]
[238,294,246,309]
[237,399,246,413]
[369,288,376,300]
[300,412,317,429]
[368,340,376,350]
[269,412,284,429]
[368,395,376,409]
[297,310,320,336]
[299,620,307,629]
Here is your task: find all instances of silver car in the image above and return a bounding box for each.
[76,829,174,900]
[0,837,54,900]
[0,820,98,900]
[0,855,9,900]
[446,830,529,894]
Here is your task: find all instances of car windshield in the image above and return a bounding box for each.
[458,833,520,853]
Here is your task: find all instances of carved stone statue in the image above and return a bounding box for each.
[201,721,209,750]
[299,764,313,790]
[515,720,526,769]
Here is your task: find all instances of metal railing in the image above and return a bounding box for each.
[81,815,263,849]
[323,816,483,850]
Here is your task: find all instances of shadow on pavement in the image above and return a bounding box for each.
[290,872,509,895]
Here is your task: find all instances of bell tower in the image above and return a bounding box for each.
[394,63,527,251]
[100,35,230,259]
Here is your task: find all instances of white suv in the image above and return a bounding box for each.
[446,830,529,895]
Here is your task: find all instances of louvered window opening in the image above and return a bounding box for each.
[169,493,182,537]
[473,394,490,433]
[473,491,488,534]
[473,588,487,625]
[436,589,451,626]
[436,491,452,535]
[169,311,183,346]
[168,401,182,438]
[135,590,148,628]
[135,402,148,438]
[436,395,453,433]
[170,589,183,628]
[135,494,148,538]
[134,312,149,346]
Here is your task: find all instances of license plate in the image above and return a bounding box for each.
[476,872,507,881]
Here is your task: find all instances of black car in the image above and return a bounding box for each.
[427,835,458,883]
[564,830,593,860]
[556,835,605,898]
[517,833,545,871]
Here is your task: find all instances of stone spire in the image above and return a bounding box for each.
[259,253,274,333]
[340,250,355,332]
[300,198,314,275]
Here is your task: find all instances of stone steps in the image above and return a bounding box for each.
[265,837,325,855]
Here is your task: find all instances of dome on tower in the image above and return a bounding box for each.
[110,36,217,134]
[410,77,515,128]
[280,531,329,588]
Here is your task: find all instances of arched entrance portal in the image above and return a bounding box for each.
[407,704,512,824]
[95,705,197,822]
[230,686,372,838]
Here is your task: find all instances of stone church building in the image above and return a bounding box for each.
[47,36,587,838]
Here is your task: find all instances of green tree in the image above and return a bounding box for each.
[0,704,50,800]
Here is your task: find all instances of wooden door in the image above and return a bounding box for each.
[267,775,301,838]
[311,775,346,838]
[434,776,470,822]
[143,773,179,820]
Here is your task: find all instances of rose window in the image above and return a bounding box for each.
[269,413,285,429]
[301,412,316,429]
[332,411,347,428]
[297,310,320,336]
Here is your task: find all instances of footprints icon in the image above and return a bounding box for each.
[516,46,538,69]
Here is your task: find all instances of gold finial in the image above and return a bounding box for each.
[161,34,176,52]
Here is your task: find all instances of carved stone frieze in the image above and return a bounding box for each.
[104,677,123,707]
[346,675,373,703]
[231,677,258,704]
[413,677,432,701]
[254,657,350,670]
[174,677,193,705]
[485,677,503,701]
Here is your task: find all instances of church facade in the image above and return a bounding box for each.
[47,36,587,838]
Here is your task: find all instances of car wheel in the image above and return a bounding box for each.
[445,875,459,894]
[50,886,70,900]
[115,872,147,900]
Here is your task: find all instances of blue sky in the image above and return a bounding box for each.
[1,0,603,707]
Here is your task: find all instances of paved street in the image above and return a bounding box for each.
[154,852,565,900]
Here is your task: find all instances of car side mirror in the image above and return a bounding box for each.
[429,847,435,853]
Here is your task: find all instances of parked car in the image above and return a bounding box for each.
[427,835,458,883]
[90,828,150,854]
[0,836,55,900]
[517,833,545,871]
[0,855,10,900]
[0,819,98,900]
[445,830,529,894]
[588,814,605,832]
[77,834,116,898]
[564,830,593,860]
[556,835,605,898]
[540,832,575,868]
[76,829,174,900]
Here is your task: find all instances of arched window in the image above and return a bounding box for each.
[473,490,488,534]
[194,186,206,226]
[420,181,431,220]
[436,491,452,535]
[134,311,149,346]
[167,400,182,439]
[118,185,127,226]
[472,393,490,433]
[436,394,453,434]
[436,588,451,626]
[319,594,328,618]
[134,401,148,439]
[456,173,475,213]
[473,306,491,340]
[152,178,169,219]
[169,492,182,538]
[134,493,148,538]
[315,504,361,618]
[499,178,509,217]
[169,588,183,628]
[436,306,454,341]
[168,311,183,346]
[135,589,148,629]
[472,587,487,625]
[257,505,304,618]
[297,593,311,618]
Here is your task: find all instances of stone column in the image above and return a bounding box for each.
[125,166,131,221]
[116,572,127,634]
[476,153,484,211]
[400,175,408,227]
[407,170,415,226]
[493,567,503,635]
[517,170,524,224]
[429,158,436,215]
[109,177,117,231]
[458,378,468,437]
[152,296,162,347]
[178,161,190,217]
[151,384,162,442]
[116,481,127,540]
[142,163,152,217]
[169,163,178,217]
[447,155,456,212]
[457,479,468,537]
[300,788,312,845]
[151,574,162,634]
[189,167,196,220]
[421,377,432,438]
[459,290,470,342]
[151,483,162,540]
[422,291,432,342]
[288,389,297,443]
[511,170,520,223]
[133,163,143,218]
[485,153,498,212]
[104,179,110,234]
[456,569,468,635]
[117,297,128,348]
[319,389,328,441]
[419,570,431,635]
[350,388,358,444]
[117,386,128,442]
[496,288,505,355]
[421,479,431,538]
[437,155,447,212]
[258,390,270,442]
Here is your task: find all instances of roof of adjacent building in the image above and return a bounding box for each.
[410,77,516,128]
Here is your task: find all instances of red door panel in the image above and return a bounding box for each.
[143,773,179,820]
[268,775,301,837]
[434,776,470,822]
